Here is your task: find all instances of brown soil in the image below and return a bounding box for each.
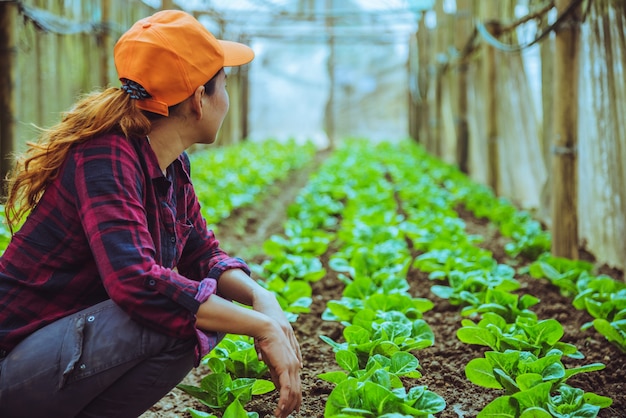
[141,155,626,418]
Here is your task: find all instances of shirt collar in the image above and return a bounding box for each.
[139,136,191,185]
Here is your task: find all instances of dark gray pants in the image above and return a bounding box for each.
[0,299,196,418]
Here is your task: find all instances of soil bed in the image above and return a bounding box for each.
[142,157,626,418]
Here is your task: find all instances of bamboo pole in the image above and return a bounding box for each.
[539,7,555,221]
[485,21,499,194]
[551,0,581,259]
[241,60,250,140]
[432,0,446,157]
[325,0,336,149]
[455,0,471,173]
[35,0,44,127]
[408,33,419,141]
[416,13,429,145]
[0,0,17,186]
[100,0,111,87]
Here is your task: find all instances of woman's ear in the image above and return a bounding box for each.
[191,85,205,120]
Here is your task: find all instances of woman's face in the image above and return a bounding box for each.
[201,70,229,144]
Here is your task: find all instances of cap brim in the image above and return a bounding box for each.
[219,40,254,67]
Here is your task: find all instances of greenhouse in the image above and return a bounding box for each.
[0,0,624,417]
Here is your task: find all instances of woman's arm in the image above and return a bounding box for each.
[195,275,303,418]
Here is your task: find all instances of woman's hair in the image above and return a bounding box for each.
[4,70,223,233]
[4,88,150,232]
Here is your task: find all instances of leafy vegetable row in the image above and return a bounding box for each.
[308,145,445,417]
[528,254,626,353]
[374,140,612,417]
[392,141,625,354]
[190,139,316,226]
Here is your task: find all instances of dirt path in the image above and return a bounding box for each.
[142,152,625,418]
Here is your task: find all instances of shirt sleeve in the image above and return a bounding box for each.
[72,138,205,340]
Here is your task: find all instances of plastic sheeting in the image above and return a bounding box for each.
[246,37,412,147]
[577,1,626,269]
[432,0,625,270]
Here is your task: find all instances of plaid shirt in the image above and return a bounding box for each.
[0,134,249,353]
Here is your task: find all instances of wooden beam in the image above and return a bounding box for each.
[0,0,17,187]
[485,21,499,194]
[416,13,429,145]
[100,0,111,87]
[551,0,582,259]
[455,0,471,173]
[325,0,336,148]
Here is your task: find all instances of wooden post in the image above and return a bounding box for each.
[100,0,111,87]
[455,0,471,173]
[551,0,581,259]
[0,0,17,186]
[539,10,555,218]
[34,0,44,127]
[485,21,499,194]
[241,60,250,140]
[408,32,419,141]
[432,0,446,157]
[416,12,429,145]
[325,0,336,149]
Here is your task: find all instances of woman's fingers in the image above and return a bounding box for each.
[274,367,301,418]
[256,329,302,418]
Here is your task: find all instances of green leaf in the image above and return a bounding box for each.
[186,408,218,418]
[337,349,359,373]
[477,395,518,417]
[223,399,254,418]
[512,381,551,412]
[493,368,519,394]
[319,371,348,384]
[519,407,551,418]
[251,379,275,395]
[457,325,497,348]
[465,357,502,389]
[389,352,419,375]
[361,380,397,415]
[593,319,626,352]
[325,378,362,415]
[563,362,605,380]
[403,386,446,414]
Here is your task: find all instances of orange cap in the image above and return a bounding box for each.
[114,10,254,116]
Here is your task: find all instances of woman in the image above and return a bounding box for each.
[0,9,302,418]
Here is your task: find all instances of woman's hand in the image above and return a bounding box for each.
[252,289,302,417]
[211,270,303,416]
[255,318,302,418]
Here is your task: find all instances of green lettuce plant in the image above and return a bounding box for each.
[457,312,583,358]
[465,349,605,393]
[202,334,268,378]
[322,291,432,325]
[321,319,434,369]
[177,371,274,413]
[324,370,446,418]
[528,254,594,297]
[319,351,423,386]
[478,382,612,418]
[187,399,259,418]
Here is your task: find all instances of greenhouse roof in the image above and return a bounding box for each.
[145,0,436,44]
